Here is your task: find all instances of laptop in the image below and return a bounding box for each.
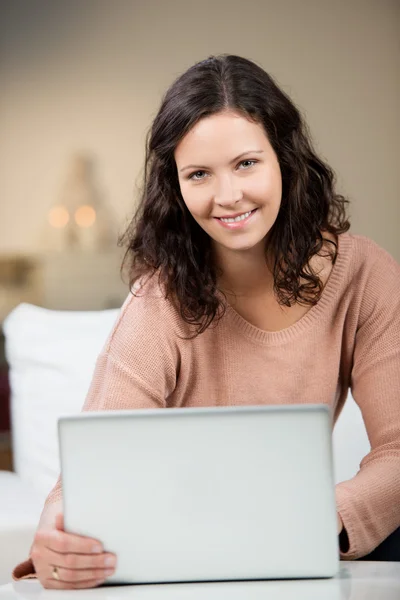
[58,404,339,583]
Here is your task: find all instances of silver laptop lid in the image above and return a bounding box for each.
[59,404,339,583]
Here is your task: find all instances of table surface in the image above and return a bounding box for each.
[1,562,400,600]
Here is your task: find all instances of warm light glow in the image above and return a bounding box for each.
[74,205,96,228]
[48,205,70,228]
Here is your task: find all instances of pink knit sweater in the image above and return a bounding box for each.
[15,233,400,578]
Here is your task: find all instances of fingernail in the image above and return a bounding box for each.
[92,544,103,553]
[105,569,114,576]
[105,557,116,567]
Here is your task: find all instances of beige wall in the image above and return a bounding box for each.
[1,0,399,259]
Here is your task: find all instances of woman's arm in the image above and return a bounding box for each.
[336,245,400,559]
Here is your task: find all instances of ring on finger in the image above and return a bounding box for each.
[52,566,60,581]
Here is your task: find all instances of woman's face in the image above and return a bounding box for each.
[175,110,282,256]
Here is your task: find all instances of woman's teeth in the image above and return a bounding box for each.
[219,210,252,223]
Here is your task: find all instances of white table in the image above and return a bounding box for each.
[1,562,399,600]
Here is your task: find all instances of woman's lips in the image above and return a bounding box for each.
[215,208,258,230]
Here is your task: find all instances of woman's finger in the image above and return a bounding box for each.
[49,565,115,583]
[42,547,117,570]
[35,528,103,555]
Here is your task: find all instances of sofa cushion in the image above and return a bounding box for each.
[3,303,120,498]
[0,471,43,527]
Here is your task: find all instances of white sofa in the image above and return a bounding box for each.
[0,303,371,584]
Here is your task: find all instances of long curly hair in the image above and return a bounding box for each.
[121,54,350,335]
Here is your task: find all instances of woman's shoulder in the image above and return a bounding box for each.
[337,232,400,314]
[105,272,189,351]
[340,232,399,278]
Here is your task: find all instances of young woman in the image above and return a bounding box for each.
[14,55,400,588]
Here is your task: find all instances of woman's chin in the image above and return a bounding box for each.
[213,235,267,254]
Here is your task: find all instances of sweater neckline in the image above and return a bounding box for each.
[223,232,353,346]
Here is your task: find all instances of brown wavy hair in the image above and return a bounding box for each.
[120,54,350,335]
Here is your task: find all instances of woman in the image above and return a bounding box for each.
[14,55,400,588]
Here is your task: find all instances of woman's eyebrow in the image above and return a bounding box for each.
[179,149,264,173]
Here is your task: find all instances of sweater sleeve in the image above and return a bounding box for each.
[13,285,179,580]
[336,244,400,559]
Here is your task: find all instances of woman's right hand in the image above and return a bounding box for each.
[31,513,117,589]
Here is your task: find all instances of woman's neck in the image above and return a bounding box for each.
[214,242,275,298]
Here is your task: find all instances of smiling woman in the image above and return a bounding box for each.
[121,55,350,333]
[15,55,400,588]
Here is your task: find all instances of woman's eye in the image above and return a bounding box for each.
[239,159,257,170]
[189,170,207,181]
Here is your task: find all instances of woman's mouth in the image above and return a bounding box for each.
[215,209,258,230]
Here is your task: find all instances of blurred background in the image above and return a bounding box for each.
[0,0,399,468]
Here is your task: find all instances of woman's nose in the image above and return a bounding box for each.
[214,176,243,206]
